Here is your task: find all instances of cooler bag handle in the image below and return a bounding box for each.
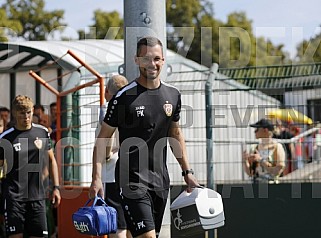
[185,185,204,194]
[176,186,205,200]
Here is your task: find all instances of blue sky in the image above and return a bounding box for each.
[8,0,321,58]
[214,0,321,58]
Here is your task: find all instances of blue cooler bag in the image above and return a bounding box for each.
[72,196,117,236]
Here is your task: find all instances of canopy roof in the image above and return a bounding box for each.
[0,40,127,73]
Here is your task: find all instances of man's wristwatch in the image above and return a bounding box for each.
[182,169,194,176]
[53,185,60,191]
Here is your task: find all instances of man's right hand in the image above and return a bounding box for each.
[89,179,104,199]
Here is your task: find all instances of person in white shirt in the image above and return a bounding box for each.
[243,119,286,183]
[98,75,131,238]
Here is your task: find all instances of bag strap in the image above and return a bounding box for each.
[83,196,108,207]
[93,196,108,207]
[271,143,278,166]
[84,199,93,207]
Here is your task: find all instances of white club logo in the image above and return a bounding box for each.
[163,101,173,117]
[34,137,43,149]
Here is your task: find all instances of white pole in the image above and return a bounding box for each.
[123,0,167,82]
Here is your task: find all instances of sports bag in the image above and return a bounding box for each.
[72,196,117,236]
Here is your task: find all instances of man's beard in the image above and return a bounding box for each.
[140,67,160,80]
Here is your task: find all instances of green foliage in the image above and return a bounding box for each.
[0,8,22,41]
[166,0,221,67]
[296,31,321,63]
[166,0,203,27]
[1,0,65,41]
[89,10,123,39]
[166,1,289,68]
[84,1,301,67]
[78,10,123,40]
[2,0,315,66]
[220,12,288,67]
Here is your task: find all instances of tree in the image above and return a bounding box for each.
[220,12,288,68]
[296,30,321,63]
[166,1,288,67]
[1,0,65,41]
[166,0,221,67]
[0,8,22,41]
[79,10,123,40]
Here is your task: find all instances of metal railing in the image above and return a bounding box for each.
[218,63,321,89]
[210,127,321,184]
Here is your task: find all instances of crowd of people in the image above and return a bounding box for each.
[0,102,57,139]
[275,119,317,171]
[0,36,199,238]
[0,35,318,237]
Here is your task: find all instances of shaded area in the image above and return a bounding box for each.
[217,183,321,238]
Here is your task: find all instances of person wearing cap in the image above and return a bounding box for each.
[242,119,286,183]
[0,95,61,237]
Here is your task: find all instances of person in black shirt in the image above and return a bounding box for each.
[0,95,61,238]
[100,75,131,238]
[89,36,199,238]
[0,107,10,130]
[273,119,295,174]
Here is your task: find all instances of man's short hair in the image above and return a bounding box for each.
[106,75,128,95]
[34,104,45,112]
[12,95,34,112]
[0,107,10,113]
[136,36,163,56]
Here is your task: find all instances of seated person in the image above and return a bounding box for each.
[243,119,286,183]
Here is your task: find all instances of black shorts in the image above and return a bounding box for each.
[105,182,128,229]
[4,199,48,237]
[120,186,169,237]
